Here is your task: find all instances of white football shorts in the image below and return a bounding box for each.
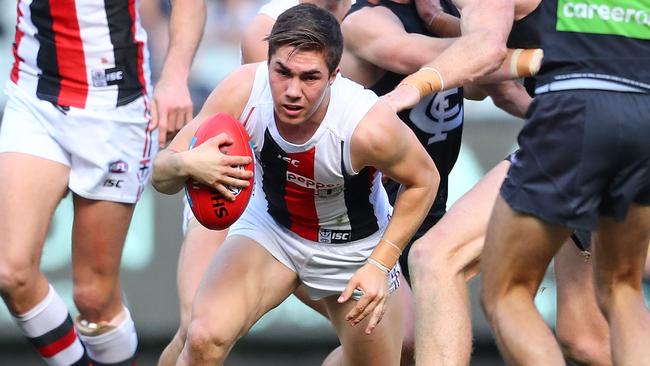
[0,82,157,204]
[227,188,400,301]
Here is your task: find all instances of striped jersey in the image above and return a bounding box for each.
[10,0,152,109]
[240,63,392,244]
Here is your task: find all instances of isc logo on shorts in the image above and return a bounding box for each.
[318,229,351,243]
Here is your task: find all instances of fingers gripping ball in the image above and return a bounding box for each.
[185,113,255,230]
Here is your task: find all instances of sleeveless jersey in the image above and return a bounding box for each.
[239,63,392,244]
[349,0,464,236]
[535,0,650,93]
[258,0,299,19]
[10,0,152,109]
[507,1,543,96]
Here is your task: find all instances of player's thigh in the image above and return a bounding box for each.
[71,195,135,285]
[292,284,329,319]
[412,160,508,270]
[190,235,300,340]
[177,221,228,324]
[482,196,572,295]
[323,286,404,366]
[0,153,69,267]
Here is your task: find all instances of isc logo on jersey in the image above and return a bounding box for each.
[318,229,351,243]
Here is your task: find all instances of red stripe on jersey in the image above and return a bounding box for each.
[10,3,24,84]
[50,0,88,107]
[285,147,319,241]
[37,326,78,358]
[129,0,147,96]
[242,107,255,128]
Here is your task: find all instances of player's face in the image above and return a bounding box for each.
[268,46,337,126]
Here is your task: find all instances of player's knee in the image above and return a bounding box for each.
[73,283,115,316]
[0,258,36,296]
[557,332,611,366]
[185,319,236,357]
[408,239,457,283]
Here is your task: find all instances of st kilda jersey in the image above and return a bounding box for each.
[239,63,392,244]
[10,0,152,109]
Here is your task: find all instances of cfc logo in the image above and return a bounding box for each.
[409,89,463,145]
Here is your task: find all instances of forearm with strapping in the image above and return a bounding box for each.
[399,48,542,97]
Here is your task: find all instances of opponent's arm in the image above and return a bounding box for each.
[342,6,455,77]
[385,0,518,111]
[339,101,439,334]
[414,0,462,37]
[152,65,256,196]
[149,0,206,147]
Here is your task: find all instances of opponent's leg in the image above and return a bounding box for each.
[593,204,650,366]
[0,153,89,365]
[71,195,138,365]
[178,235,299,365]
[409,160,508,366]
[323,284,404,366]
[158,221,228,366]
[480,196,571,365]
[555,238,612,366]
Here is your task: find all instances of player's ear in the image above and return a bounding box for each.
[329,66,340,85]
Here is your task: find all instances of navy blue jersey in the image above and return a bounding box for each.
[350,0,464,238]
[535,0,650,93]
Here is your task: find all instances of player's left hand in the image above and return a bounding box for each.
[381,84,421,113]
[150,74,194,148]
[338,262,390,335]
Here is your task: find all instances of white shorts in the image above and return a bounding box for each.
[228,193,401,301]
[0,82,157,204]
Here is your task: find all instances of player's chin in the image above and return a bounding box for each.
[277,108,307,125]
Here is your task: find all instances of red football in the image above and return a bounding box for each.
[185,113,255,230]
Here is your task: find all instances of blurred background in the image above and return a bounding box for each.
[0,1,647,365]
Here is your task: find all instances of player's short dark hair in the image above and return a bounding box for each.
[266,3,343,73]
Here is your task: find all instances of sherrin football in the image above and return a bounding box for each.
[185,113,255,230]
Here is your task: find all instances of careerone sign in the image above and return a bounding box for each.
[558,0,650,40]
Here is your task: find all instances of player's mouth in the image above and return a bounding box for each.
[282,104,303,117]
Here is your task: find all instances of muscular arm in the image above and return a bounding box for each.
[420,0,514,88]
[351,102,440,267]
[152,65,256,195]
[149,0,206,147]
[342,6,454,83]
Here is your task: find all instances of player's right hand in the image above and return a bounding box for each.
[183,133,253,200]
[338,263,390,335]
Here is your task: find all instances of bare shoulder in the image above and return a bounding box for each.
[241,14,275,64]
[200,63,259,119]
[350,100,406,169]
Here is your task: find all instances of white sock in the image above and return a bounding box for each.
[13,285,87,366]
[78,307,138,365]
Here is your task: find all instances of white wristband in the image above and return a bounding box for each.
[367,258,391,275]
